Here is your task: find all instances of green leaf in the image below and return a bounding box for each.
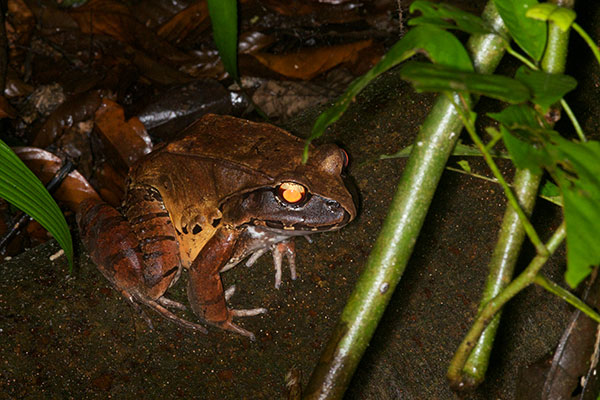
[515,66,577,111]
[457,160,471,173]
[489,104,553,173]
[550,139,600,287]
[306,25,473,161]
[400,62,530,103]
[526,4,576,32]
[494,0,546,61]
[540,180,562,206]
[409,1,493,35]
[0,140,73,268]
[207,0,238,81]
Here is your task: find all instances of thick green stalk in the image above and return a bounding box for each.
[460,169,541,387]
[450,0,573,388]
[447,221,567,389]
[302,3,507,399]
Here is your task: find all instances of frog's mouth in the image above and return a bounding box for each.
[253,211,352,233]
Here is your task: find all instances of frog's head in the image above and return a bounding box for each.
[221,143,356,235]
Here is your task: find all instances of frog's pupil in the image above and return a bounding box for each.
[192,224,202,234]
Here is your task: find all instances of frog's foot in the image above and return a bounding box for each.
[272,241,296,289]
[220,285,267,340]
[146,299,209,333]
[121,289,207,333]
[216,308,268,341]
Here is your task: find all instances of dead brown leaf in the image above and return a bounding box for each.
[94,98,152,170]
[157,1,210,44]
[13,147,100,212]
[69,0,191,64]
[252,39,373,80]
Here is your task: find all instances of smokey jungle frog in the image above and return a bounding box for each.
[77,114,356,340]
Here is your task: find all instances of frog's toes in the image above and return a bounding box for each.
[245,248,268,267]
[272,241,297,289]
[157,296,187,310]
[146,300,208,334]
[224,285,236,301]
[231,307,268,317]
[223,321,257,341]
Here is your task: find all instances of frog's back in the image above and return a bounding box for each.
[163,114,307,176]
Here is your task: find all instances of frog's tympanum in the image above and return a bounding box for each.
[77,114,356,339]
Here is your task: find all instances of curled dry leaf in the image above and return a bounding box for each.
[13,147,100,213]
[135,79,233,140]
[252,39,373,80]
[94,98,152,169]
[32,90,104,148]
[157,1,210,44]
[239,31,276,55]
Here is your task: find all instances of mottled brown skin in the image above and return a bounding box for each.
[77,114,356,339]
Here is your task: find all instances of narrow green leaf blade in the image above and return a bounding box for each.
[207,0,238,81]
[400,61,530,103]
[0,140,73,267]
[494,0,546,61]
[409,1,493,35]
[515,66,577,111]
[306,25,473,160]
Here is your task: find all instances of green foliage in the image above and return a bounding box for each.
[514,67,577,111]
[311,0,600,287]
[0,139,73,268]
[304,24,473,161]
[207,0,239,81]
[489,105,600,287]
[494,0,546,61]
[400,61,530,103]
[408,1,493,35]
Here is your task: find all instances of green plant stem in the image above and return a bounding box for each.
[449,2,573,387]
[460,169,541,388]
[572,22,600,66]
[447,221,566,389]
[450,101,547,256]
[302,2,508,399]
[560,98,586,142]
[534,274,600,323]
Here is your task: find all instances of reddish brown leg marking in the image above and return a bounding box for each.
[124,185,181,299]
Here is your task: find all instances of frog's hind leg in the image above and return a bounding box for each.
[77,197,204,332]
[123,184,183,301]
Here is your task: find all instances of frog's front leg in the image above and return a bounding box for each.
[187,227,267,340]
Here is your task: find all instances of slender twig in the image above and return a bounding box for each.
[572,22,600,66]
[534,274,600,323]
[446,95,547,256]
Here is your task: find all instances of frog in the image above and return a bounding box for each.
[77,113,356,340]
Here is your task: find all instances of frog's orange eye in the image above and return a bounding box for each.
[278,182,306,204]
